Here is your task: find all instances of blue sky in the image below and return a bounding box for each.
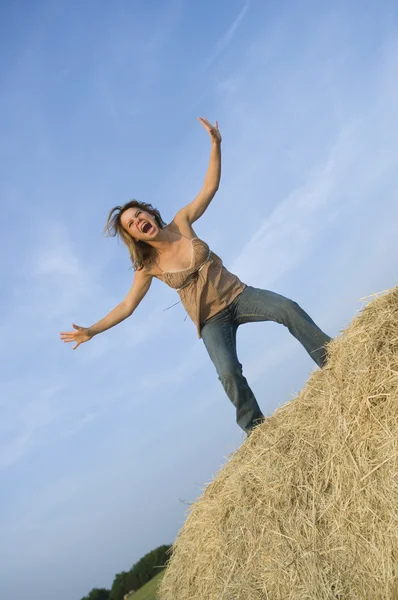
[1,1,398,599]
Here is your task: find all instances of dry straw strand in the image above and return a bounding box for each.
[159,287,398,600]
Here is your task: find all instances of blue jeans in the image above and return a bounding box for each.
[200,286,332,433]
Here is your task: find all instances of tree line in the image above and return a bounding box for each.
[80,544,172,600]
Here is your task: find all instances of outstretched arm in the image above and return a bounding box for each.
[60,269,153,350]
[176,117,222,225]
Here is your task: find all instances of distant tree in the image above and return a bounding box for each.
[125,570,141,593]
[85,544,172,600]
[109,571,130,600]
[81,588,110,600]
[129,544,172,589]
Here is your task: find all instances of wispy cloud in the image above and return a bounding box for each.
[205,1,250,68]
[140,340,205,389]
[0,381,64,470]
[229,124,357,286]
[30,223,102,317]
[0,222,104,368]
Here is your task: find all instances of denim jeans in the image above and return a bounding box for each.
[200,286,332,433]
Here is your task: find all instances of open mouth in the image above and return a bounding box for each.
[140,221,152,234]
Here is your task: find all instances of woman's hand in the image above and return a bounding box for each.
[60,323,93,350]
[198,117,222,144]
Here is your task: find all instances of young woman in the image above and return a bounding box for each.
[60,117,331,433]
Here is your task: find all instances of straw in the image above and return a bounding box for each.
[159,287,398,600]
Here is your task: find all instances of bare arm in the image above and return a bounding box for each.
[176,117,222,225]
[88,270,152,336]
[60,269,153,349]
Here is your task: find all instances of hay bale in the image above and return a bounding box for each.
[159,288,398,600]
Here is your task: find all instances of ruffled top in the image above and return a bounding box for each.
[156,237,246,338]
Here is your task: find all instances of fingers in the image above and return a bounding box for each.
[198,117,220,140]
[198,116,213,129]
[60,333,82,350]
[60,323,82,342]
[60,331,78,341]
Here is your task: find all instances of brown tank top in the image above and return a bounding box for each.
[156,237,246,338]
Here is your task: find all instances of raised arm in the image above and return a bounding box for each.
[60,269,153,350]
[176,117,222,225]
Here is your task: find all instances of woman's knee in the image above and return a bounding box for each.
[217,363,243,385]
[278,293,296,307]
[268,296,304,328]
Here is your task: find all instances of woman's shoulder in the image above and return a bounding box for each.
[168,214,197,239]
[134,260,154,278]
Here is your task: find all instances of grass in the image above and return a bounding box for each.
[130,571,164,600]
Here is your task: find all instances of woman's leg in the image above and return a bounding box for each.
[232,286,331,367]
[201,307,264,433]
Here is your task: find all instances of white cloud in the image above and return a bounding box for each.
[33,232,82,277]
[229,124,356,286]
[0,381,63,470]
[140,340,205,388]
[205,1,250,68]
[29,223,103,318]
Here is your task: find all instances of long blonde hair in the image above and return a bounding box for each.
[104,200,166,270]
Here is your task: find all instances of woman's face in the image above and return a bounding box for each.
[120,207,159,242]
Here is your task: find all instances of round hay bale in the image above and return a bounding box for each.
[159,288,398,600]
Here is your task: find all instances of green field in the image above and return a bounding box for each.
[130,571,164,600]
